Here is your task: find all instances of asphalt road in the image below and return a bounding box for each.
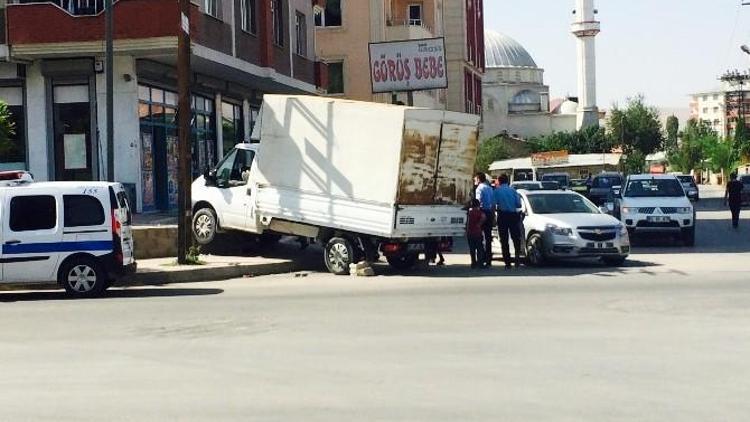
[1,189,749,421]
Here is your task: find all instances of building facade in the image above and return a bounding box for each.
[443,0,483,114]
[314,0,447,109]
[0,0,322,212]
[689,90,728,136]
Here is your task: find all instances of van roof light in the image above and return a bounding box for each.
[0,171,34,185]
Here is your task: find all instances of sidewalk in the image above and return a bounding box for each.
[127,254,300,286]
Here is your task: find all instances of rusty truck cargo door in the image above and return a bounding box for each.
[396,115,442,205]
[434,120,479,205]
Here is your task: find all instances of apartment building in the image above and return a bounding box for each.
[315,0,462,110]
[0,0,322,212]
[689,90,727,136]
[443,0,484,114]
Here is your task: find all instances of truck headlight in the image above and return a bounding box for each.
[676,207,692,214]
[546,224,573,236]
[622,207,636,214]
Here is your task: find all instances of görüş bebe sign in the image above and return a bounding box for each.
[368,38,448,94]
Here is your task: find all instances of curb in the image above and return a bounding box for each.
[121,260,301,286]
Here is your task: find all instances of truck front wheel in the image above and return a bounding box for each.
[324,237,354,275]
[193,207,218,245]
[386,253,419,271]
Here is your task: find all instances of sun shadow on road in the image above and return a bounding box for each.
[0,287,224,303]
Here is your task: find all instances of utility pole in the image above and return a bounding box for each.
[177,0,192,264]
[105,0,114,181]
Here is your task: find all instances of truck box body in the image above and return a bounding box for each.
[252,95,480,239]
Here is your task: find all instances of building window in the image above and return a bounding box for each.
[0,88,26,170]
[314,0,342,27]
[408,4,423,26]
[714,119,720,127]
[702,107,708,114]
[222,102,244,155]
[204,0,218,17]
[713,94,719,100]
[295,11,307,56]
[271,0,284,46]
[240,0,257,34]
[702,95,708,101]
[327,62,344,94]
[713,106,719,114]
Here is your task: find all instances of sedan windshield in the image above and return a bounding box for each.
[624,179,684,197]
[527,193,599,214]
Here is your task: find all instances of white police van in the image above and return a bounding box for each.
[0,171,136,297]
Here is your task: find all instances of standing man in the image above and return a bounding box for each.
[494,174,523,269]
[725,173,743,229]
[474,172,495,267]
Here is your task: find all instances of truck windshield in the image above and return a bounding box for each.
[624,179,684,197]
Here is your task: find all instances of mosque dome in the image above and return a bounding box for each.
[485,30,538,68]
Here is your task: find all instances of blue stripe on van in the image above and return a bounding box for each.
[2,241,112,255]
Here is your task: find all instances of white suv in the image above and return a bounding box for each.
[618,174,695,246]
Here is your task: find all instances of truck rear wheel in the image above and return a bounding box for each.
[324,237,354,275]
[386,253,419,270]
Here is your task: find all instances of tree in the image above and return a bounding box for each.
[706,136,738,183]
[733,117,750,162]
[0,101,16,157]
[529,125,613,154]
[474,136,509,173]
[607,95,664,155]
[665,115,679,153]
[622,150,646,174]
[668,118,714,173]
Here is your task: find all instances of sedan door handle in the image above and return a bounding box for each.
[4,240,21,245]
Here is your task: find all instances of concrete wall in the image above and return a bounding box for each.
[25,62,48,181]
[95,55,141,205]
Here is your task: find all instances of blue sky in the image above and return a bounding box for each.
[484,0,750,109]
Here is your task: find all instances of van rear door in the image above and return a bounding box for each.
[110,185,134,266]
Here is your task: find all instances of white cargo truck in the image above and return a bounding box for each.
[191,95,479,274]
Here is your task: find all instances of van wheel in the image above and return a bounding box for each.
[386,253,419,270]
[324,237,354,275]
[193,207,217,245]
[525,233,546,267]
[59,257,108,298]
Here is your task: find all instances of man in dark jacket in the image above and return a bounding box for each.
[725,173,743,229]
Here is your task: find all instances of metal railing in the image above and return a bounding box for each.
[10,0,116,16]
[386,17,433,34]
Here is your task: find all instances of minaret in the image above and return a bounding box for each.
[571,0,600,129]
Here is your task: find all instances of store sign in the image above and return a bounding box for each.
[368,38,448,94]
[531,150,569,167]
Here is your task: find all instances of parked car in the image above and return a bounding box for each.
[617,174,695,246]
[587,172,623,205]
[492,190,630,266]
[675,175,699,201]
[540,181,562,190]
[511,181,543,191]
[569,179,589,194]
[540,172,570,189]
[740,175,750,205]
[0,171,136,297]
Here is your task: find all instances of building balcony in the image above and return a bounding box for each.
[6,0,197,57]
[385,20,434,41]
